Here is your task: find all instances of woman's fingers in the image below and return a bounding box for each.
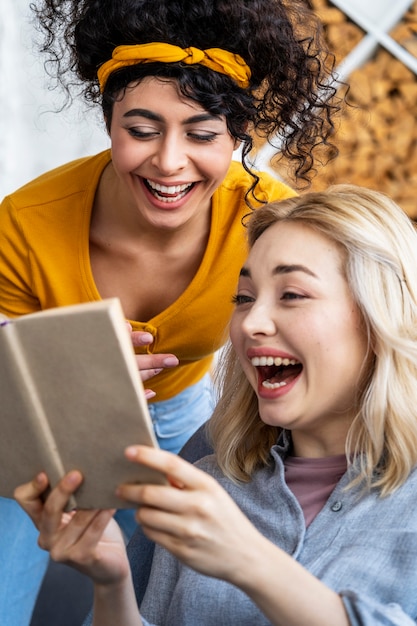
[124,445,207,492]
[127,327,179,381]
[45,508,115,559]
[118,446,258,581]
[14,471,49,502]
[16,471,130,584]
[14,472,50,524]
[118,446,220,521]
[35,471,84,543]
[135,353,179,381]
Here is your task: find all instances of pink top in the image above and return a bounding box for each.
[284,455,347,527]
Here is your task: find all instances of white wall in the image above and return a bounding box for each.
[0,0,110,199]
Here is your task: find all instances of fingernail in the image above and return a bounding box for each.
[65,471,81,487]
[125,446,138,459]
[145,389,156,399]
[139,333,154,344]
[163,356,179,367]
[35,473,45,485]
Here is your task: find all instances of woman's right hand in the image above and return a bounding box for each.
[127,326,179,398]
[14,471,131,586]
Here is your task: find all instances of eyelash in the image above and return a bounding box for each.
[188,133,217,142]
[127,128,217,142]
[231,294,254,305]
[281,291,305,300]
[232,291,306,305]
[128,128,158,138]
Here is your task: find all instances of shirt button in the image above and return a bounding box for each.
[331,501,343,512]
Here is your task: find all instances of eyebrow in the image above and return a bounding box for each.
[122,109,222,124]
[240,264,318,279]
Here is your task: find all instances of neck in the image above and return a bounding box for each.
[290,430,349,459]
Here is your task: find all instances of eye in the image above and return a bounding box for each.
[187,132,218,142]
[127,127,160,139]
[281,291,307,301]
[232,293,255,306]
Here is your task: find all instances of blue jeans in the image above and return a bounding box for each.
[115,373,216,539]
[0,498,49,626]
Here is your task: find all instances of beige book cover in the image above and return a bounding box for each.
[0,298,167,510]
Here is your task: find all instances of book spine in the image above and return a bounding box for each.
[2,323,76,508]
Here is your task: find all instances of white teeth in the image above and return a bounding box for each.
[262,380,287,389]
[250,356,298,367]
[146,180,192,194]
[152,190,188,203]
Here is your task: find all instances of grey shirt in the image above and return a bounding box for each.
[139,440,417,626]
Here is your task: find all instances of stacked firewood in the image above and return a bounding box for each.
[272,0,417,217]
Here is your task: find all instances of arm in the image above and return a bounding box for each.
[118,446,349,626]
[14,473,144,626]
[0,196,41,317]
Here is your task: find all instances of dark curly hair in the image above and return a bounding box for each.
[30,0,341,194]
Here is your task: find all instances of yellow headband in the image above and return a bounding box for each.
[97,42,251,92]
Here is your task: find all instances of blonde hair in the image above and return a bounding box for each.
[208,184,417,496]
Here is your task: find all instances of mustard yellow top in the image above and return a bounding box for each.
[0,151,295,401]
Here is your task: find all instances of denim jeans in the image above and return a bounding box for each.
[148,373,216,453]
[0,498,49,626]
[115,373,216,540]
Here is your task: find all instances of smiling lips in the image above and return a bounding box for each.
[145,178,195,203]
[251,356,302,390]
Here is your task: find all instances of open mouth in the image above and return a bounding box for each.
[251,356,303,389]
[144,179,195,203]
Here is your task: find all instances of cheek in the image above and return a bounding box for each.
[229,315,240,347]
[229,312,246,353]
[113,146,148,181]
[203,143,236,178]
[110,136,128,169]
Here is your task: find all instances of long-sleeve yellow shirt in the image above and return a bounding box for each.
[0,150,295,401]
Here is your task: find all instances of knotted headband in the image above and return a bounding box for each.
[97,42,251,92]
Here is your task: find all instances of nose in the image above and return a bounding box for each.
[240,300,277,338]
[151,133,188,175]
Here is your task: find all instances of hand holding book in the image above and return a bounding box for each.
[0,299,168,510]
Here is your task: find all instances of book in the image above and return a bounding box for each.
[0,298,167,510]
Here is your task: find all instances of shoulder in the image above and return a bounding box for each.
[219,161,296,204]
[194,455,233,489]
[2,150,111,211]
[342,464,417,529]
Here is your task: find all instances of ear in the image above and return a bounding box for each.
[233,121,249,150]
[233,138,242,150]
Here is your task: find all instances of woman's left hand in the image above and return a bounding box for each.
[117,446,262,585]
[14,471,131,586]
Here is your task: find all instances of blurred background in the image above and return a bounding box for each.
[268,0,417,218]
[0,0,110,199]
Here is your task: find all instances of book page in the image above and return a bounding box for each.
[0,323,67,498]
